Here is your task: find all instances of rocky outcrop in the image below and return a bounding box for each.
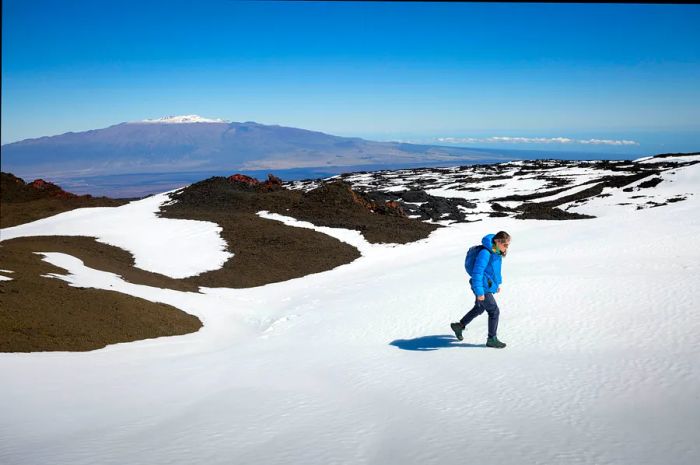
[365,189,476,222]
[226,173,285,192]
[304,181,406,218]
[227,174,260,189]
[1,172,83,202]
[163,176,437,245]
[0,172,125,228]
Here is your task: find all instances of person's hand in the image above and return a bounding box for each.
[477,295,485,301]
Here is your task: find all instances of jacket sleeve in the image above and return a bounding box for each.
[470,249,490,296]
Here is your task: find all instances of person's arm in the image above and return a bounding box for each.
[470,249,490,300]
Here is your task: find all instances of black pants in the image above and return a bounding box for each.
[460,293,499,338]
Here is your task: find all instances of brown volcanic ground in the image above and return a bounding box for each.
[1,173,201,352]
[161,175,439,244]
[158,175,439,288]
[1,173,439,352]
[0,237,202,352]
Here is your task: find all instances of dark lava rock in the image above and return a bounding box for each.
[512,183,605,213]
[453,198,477,209]
[302,181,405,218]
[637,177,663,189]
[415,195,476,222]
[515,205,595,220]
[494,186,572,203]
[399,190,431,203]
[1,172,81,202]
[542,177,573,188]
[415,197,465,222]
[591,160,646,173]
[667,196,686,203]
[491,202,514,212]
[303,181,376,210]
[226,173,285,192]
[375,200,407,217]
[227,174,260,190]
[364,191,399,204]
[601,171,660,189]
[477,175,513,182]
[1,172,126,228]
[639,201,667,209]
[651,151,700,159]
[165,177,436,244]
[364,189,476,222]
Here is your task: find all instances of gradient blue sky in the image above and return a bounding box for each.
[2,0,699,155]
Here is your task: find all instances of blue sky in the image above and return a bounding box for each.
[2,0,699,155]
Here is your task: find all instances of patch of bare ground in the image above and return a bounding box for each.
[1,236,198,292]
[0,238,202,352]
[159,176,438,288]
[1,174,201,352]
[0,226,357,293]
[186,212,362,289]
[284,181,439,243]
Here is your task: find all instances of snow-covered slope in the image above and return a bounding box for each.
[1,159,699,465]
[289,155,699,222]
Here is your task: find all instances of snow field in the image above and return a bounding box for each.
[1,163,699,464]
[636,154,700,164]
[567,159,699,216]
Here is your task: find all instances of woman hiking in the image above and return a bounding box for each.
[451,231,511,348]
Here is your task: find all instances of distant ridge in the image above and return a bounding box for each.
[0,116,497,179]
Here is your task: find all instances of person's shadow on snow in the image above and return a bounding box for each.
[389,335,486,351]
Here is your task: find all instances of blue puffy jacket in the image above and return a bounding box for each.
[470,234,503,297]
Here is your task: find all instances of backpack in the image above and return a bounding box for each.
[464,245,487,276]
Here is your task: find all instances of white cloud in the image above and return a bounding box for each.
[436,136,639,146]
[578,138,639,146]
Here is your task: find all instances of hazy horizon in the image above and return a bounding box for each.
[13,147,655,199]
[0,113,692,158]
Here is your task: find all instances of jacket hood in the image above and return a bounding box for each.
[482,234,495,250]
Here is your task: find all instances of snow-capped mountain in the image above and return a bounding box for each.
[138,114,230,124]
[0,118,499,179]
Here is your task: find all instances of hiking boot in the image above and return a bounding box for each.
[486,336,506,349]
[450,322,465,341]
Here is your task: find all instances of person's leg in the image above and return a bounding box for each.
[481,293,500,338]
[459,297,486,327]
